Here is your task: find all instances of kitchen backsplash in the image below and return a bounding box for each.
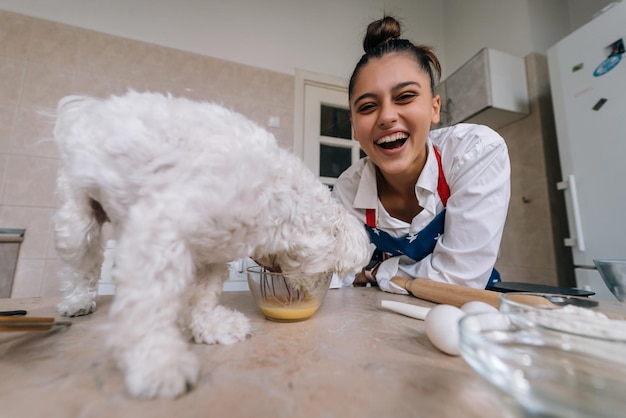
[0,9,294,297]
[495,53,574,289]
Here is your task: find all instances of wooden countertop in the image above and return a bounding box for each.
[0,288,524,418]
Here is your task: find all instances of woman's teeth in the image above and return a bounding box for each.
[376,133,408,149]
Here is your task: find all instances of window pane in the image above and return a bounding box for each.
[320,105,351,140]
[320,144,351,178]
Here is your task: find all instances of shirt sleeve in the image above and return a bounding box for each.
[375,125,511,289]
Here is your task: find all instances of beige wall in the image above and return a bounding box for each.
[0,0,446,79]
[1,1,610,82]
[0,10,295,297]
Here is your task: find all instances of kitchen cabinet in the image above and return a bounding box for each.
[436,48,529,130]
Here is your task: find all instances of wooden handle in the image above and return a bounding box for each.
[0,316,54,324]
[0,316,71,332]
[0,325,54,332]
[392,277,500,308]
[391,277,555,309]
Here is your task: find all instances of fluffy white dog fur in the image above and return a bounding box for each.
[53,91,371,399]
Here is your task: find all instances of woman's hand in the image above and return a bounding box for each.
[353,263,380,286]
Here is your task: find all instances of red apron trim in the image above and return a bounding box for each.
[433,146,450,207]
[366,208,376,227]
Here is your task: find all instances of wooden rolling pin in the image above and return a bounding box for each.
[391,277,554,309]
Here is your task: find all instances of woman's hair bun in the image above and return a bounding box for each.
[363,16,402,53]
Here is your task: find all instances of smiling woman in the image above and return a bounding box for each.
[331,16,511,293]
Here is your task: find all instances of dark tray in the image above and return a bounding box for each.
[486,281,595,297]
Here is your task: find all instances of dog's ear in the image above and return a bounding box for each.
[288,206,370,276]
[253,200,371,276]
[330,210,372,276]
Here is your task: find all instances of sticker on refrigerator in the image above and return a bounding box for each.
[592,98,608,111]
[593,38,624,77]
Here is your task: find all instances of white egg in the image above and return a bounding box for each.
[461,302,512,332]
[461,301,498,315]
[425,304,465,356]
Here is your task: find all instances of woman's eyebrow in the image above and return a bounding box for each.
[392,81,422,91]
[353,81,424,105]
[353,92,377,105]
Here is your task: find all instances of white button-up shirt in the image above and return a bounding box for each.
[331,123,511,290]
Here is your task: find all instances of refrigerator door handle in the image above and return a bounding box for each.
[556,174,586,252]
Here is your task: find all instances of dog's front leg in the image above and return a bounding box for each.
[106,210,199,399]
[182,262,251,345]
[54,172,104,317]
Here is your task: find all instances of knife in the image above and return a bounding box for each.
[0,310,28,316]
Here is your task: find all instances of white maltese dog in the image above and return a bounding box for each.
[52,91,371,398]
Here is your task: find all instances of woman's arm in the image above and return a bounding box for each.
[376,125,511,290]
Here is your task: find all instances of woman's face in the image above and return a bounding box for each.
[350,53,441,178]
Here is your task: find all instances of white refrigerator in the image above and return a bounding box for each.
[547,1,626,300]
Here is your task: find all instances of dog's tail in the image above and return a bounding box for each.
[56,95,94,122]
[53,95,97,149]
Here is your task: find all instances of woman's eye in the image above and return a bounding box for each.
[397,92,417,102]
[358,103,376,113]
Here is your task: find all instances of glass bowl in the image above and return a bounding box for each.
[459,311,626,417]
[246,266,332,322]
[499,292,626,343]
[594,259,626,302]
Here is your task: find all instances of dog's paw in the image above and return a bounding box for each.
[124,347,200,399]
[57,298,96,317]
[190,305,251,345]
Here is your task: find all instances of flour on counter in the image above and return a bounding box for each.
[526,305,626,341]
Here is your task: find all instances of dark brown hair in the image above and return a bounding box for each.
[348,16,442,100]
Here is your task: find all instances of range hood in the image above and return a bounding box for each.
[436,48,530,130]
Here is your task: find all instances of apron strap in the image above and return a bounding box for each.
[365,208,376,228]
[433,146,450,207]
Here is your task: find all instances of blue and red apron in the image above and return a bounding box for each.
[364,146,501,288]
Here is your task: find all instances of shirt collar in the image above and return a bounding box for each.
[417,141,439,215]
[352,140,440,215]
[353,158,378,209]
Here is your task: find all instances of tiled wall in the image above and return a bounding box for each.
[0,10,295,297]
[495,53,574,288]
